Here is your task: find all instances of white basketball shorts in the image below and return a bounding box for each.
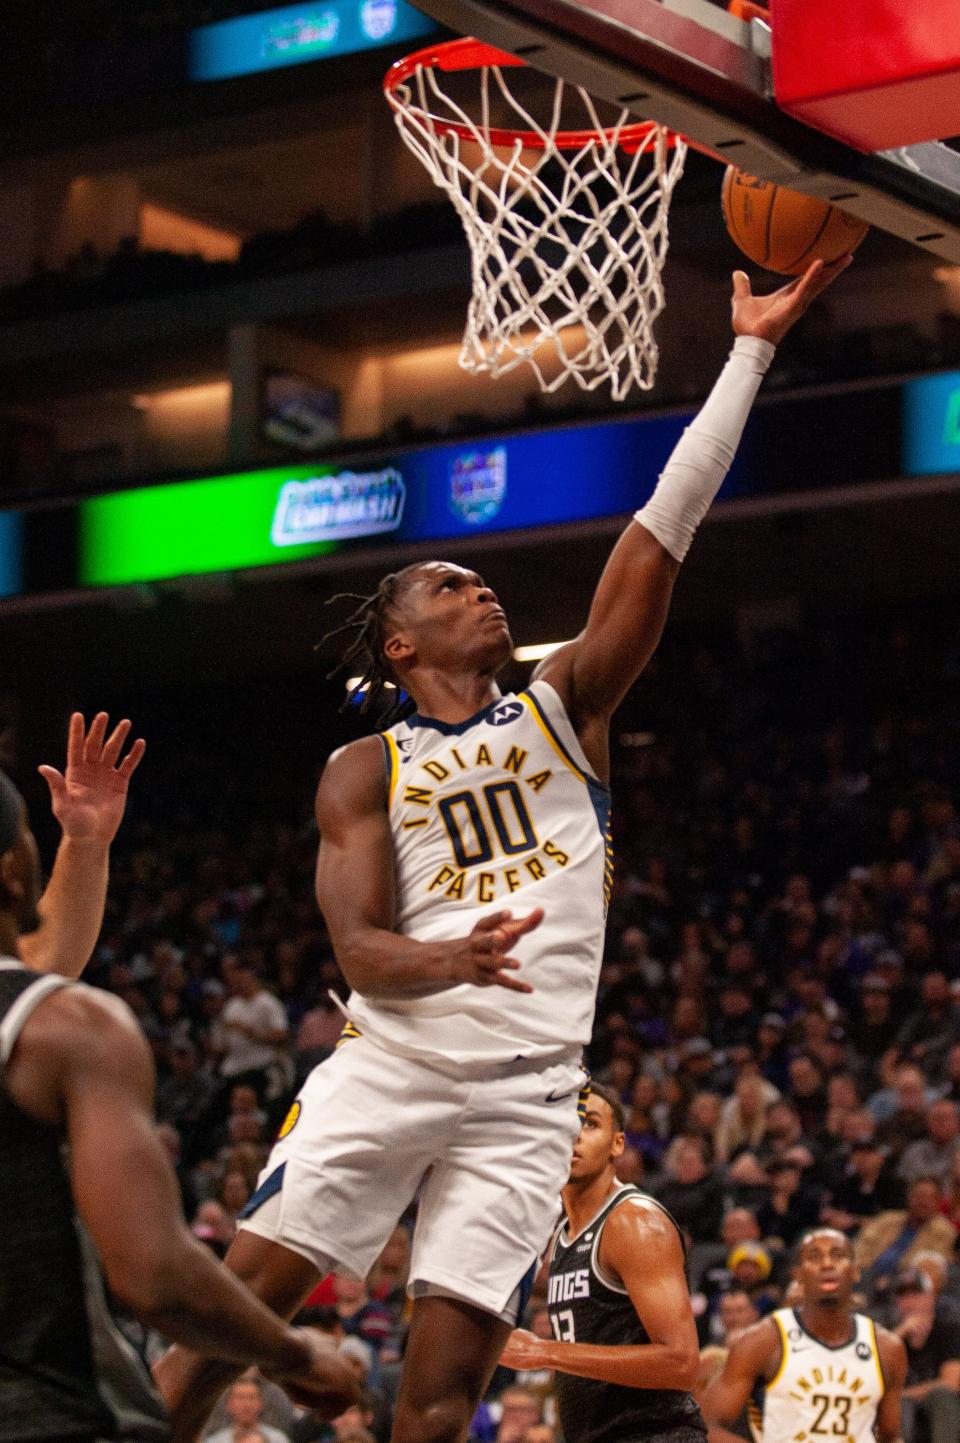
[239,1032,585,1319]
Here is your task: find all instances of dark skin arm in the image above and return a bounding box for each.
[700,1318,782,1439]
[874,1328,908,1443]
[4,984,355,1412]
[501,1202,700,1391]
[536,260,849,783]
[315,736,541,999]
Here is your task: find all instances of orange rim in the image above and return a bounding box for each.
[384,37,676,154]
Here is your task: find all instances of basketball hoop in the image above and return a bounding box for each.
[383,39,687,399]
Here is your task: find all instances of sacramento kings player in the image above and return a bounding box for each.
[502,1082,707,1443]
[0,762,355,1443]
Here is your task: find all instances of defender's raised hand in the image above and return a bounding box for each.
[39,711,146,846]
[731,255,851,347]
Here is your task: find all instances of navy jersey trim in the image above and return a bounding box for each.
[520,687,609,794]
[516,1254,538,1322]
[791,1307,857,1351]
[407,698,504,735]
[238,1162,286,1221]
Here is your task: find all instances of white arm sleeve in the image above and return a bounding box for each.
[633,334,775,562]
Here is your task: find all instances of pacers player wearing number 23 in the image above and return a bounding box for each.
[158,262,848,1443]
[702,1229,906,1443]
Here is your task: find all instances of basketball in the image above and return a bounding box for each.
[721,166,869,276]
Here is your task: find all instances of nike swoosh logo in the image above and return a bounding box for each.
[544,1089,575,1104]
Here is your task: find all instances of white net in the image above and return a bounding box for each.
[386,48,687,399]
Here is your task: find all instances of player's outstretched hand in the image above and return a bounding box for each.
[731,255,852,347]
[501,1328,551,1369]
[264,1328,358,1417]
[449,908,543,993]
[38,711,146,846]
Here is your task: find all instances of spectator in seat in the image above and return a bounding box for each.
[755,1154,821,1247]
[910,1251,953,1301]
[690,1205,762,1290]
[368,1226,411,1317]
[821,1135,903,1233]
[685,1090,723,1155]
[758,1100,815,1170]
[714,1070,778,1163]
[155,1038,218,1160]
[332,1275,393,1357]
[191,1199,235,1257]
[219,959,291,1101]
[892,971,960,1085]
[875,1065,937,1155]
[898,1100,960,1188]
[755,1012,790,1091]
[493,1387,542,1443]
[654,1136,724,1243]
[854,1177,957,1285]
[725,1243,778,1315]
[711,985,756,1052]
[786,1054,828,1137]
[849,975,900,1078]
[715,1288,760,1346]
[891,1269,960,1443]
[204,1376,291,1443]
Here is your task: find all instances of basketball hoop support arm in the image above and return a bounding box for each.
[411,0,960,262]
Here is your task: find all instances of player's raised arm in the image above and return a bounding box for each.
[315,738,539,998]
[700,1319,780,1434]
[537,259,850,731]
[20,712,145,979]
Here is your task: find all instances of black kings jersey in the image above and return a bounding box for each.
[547,1184,707,1443]
[0,959,170,1443]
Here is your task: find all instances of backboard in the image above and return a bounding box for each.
[408,0,960,262]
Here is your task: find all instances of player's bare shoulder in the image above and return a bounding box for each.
[729,1314,784,1379]
[606,1195,684,1250]
[5,983,152,1125]
[598,1193,686,1280]
[315,735,389,828]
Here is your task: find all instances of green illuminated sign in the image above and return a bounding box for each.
[78,464,406,586]
[946,388,960,448]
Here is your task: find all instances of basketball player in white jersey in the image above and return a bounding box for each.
[157,258,849,1443]
[702,1229,906,1443]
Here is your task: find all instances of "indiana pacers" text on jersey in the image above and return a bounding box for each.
[399,740,570,903]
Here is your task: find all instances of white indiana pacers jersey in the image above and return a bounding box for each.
[762,1309,885,1443]
[344,679,611,1065]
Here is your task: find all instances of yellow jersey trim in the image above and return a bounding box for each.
[518,691,587,783]
[382,731,400,809]
[767,1312,790,1390]
[867,1316,885,1391]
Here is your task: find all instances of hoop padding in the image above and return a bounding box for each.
[385,42,687,399]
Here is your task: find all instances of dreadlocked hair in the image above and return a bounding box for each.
[316,568,420,725]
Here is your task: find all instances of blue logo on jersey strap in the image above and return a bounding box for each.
[855,1341,871,1360]
[489,701,523,727]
